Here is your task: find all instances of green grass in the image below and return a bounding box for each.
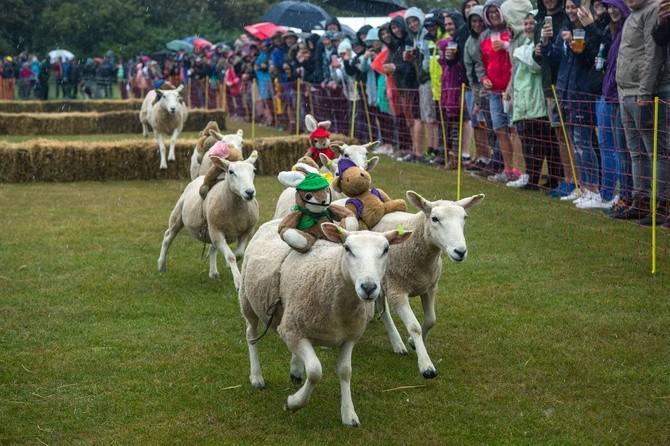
[1,158,669,445]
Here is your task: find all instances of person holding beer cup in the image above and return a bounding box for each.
[541,0,607,207]
[652,0,670,45]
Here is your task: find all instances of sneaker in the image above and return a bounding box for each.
[464,159,486,172]
[506,173,529,188]
[487,171,510,183]
[572,190,596,206]
[611,197,650,220]
[548,181,576,198]
[560,188,582,201]
[638,205,668,226]
[397,152,416,162]
[576,192,616,209]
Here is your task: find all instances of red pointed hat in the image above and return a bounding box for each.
[310,127,330,139]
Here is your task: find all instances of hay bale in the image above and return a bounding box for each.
[0,134,357,182]
[0,100,145,114]
[0,110,227,135]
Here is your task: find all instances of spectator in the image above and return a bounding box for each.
[615,0,668,221]
[598,0,633,213]
[543,0,605,207]
[463,5,495,175]
[52,57,64,98]
[477,0,517,183]
[422,13,448,165]
[254,38,274,126]
[18,61,34,100]
[37,55,51,100]
[510,11,557,190]
[652,0,670,229]
[386,16,423,162]
[535,0,576,197]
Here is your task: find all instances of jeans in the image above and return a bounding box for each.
[596,97,621,201]
[488,91,510,130]
[620,95,669,201]
[609,102,632,201]
[569,124,600,189]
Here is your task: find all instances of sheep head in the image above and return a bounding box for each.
[406,191,485,263]
[321,222,412,301]
[156,84,185,114]
[218,150,258,201]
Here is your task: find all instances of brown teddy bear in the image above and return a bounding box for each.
[278,163,357,253]
[194,121,222,164]
[331,158,407,230]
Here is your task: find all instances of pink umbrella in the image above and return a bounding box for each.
[191,37,213,49]
[243,22,288,40]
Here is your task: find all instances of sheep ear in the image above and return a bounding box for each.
[176,84,184,94]
[236,129,244,138]
[245,150,258,164]
[210,156,228,169]
[406,191,432,213]
[363,140,380,151]
[209,129,223,141]
[278,171,305,188]
[305,114,317,132]
[321,222,347,243]
[320,154,336,173]
[330,143,343,156]
[456,193,485,209]
[384,228,413,245]
[366,156,379,172]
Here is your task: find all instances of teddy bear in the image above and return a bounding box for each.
[331,158,407,230]
[303,114,337,167]
[198,140,244,199]
[194,121,222,164]
[278,163,358,253]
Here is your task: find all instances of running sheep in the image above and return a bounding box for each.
[238,220,411,426]
[139,83,188,170]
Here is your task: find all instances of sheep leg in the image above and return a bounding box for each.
[168,128,179,162]
[157,133,168,170]
[338,340,360,427]
[392,296,437,379]
[290,354,303,384]
[234,227,255,260]
[284,338,321,412]
[209,230,241,289]
[378,297,408,355]
[207,245,220,279]
[419,289,437,341]
[141,120,149,138]
[244,316,265,389]
[157,203,185,272]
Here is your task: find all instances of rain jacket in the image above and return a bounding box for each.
[464,5,486,105]
[533,0,568,94]
[541,12,604,125]
[388,16,420,89]
[511,36,547,122]
[601,0,630,103]
[477,0,513,93]
[617,0,669,98]
[437,37,465,118]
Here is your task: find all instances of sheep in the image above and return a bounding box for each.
[238,220,412,426]
[157,151,259,289]
[140,84,188,170]
[190,128,245,180]
[272,142,380,220]
[371,191,485,379]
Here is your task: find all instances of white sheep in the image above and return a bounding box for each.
[157,151,259,289]
[190,128,245,180]
[140,84,188,170]
[272,142,380,220]
[371,191,485,379]
[238,220,412,427]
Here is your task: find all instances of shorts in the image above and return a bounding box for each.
[419,82,437,123]
[488,91,510,130]
[397,88,421,121]
[546,97,561,128]
[465,90,479,127]
[257,79,272,100]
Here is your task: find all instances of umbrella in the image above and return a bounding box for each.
[166,39,194,53]
[319,21,357,41]
[260,1,331,32]
[189,37,214,49]
[324,0,408,16]
[47,49,75,62]
[243,22,288,40]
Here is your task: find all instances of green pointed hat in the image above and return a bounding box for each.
[296,172,329,191]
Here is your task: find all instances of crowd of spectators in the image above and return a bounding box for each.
[1,0,669,228]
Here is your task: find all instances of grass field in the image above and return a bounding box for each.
[1,152,669,445]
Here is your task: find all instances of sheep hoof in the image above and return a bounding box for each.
[345,418,360,428]
[394,348,408,356]
[209,272,220,279]
[290,373,302,385]
[421,368,438,379]
[160,164,168,171]
[251,378,266,390]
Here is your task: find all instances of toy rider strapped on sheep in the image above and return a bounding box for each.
[303,114,337,168]
[278,163,357,253]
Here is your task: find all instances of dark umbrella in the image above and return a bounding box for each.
[324,0,408,16]
[261,1,332,31]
